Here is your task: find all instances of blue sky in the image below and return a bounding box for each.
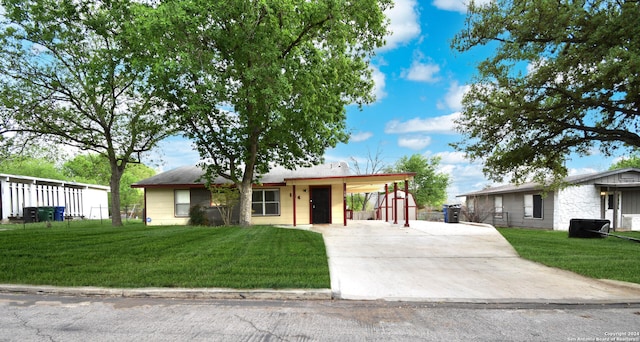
[154,0,618,201]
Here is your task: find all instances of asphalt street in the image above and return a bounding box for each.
[1,293,640,342]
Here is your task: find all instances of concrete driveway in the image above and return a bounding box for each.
[313,220,640,303]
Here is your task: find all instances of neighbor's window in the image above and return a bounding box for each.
[252,189,280,216]
[494,195,503,218]
[467,197,475,214]
[524,194,543,219]
[607,194,616,210]
[175,189,191,217]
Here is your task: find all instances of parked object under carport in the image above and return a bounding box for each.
[568,218,640,243]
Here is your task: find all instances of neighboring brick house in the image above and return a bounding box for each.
[458,168,640,231]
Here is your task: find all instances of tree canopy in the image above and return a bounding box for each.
[610,153,640,170]
[451,0,640,186]
[133,0,391,225]
[0,0,176,226]
[385,154,449,208]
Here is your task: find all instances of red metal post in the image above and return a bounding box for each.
[404,179,410,227]
[343,182,347,226]
[384,183,389,222]
[393,182,398,225]
[292,185,297,227]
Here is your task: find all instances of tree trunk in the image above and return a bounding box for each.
[109,161,125,227]
[238,178,252,226]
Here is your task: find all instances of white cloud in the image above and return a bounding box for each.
[434,151,468,164]
[432,0,492,13]
[438,81,470,111]
[398,136,432,150]
[568,167,599,176]
[371,65,387,101]
[350,131,373,142]
[381,0,421,51]
[385,112,461,134]
[402,61,441,83]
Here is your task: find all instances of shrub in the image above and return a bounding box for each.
[188,205,209,226]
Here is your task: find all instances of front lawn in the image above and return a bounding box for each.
[0,221,330,289]
[498,228,640,284]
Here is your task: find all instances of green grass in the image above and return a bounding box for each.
[0,220,330,289]
[498,228,640,284]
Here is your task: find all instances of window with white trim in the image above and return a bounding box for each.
[524,194,543,219]
[175,189,190,217]
[252,189,280,216]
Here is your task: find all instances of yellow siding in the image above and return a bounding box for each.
[331,183,345,224]
[295,185,311,224]
[144,182,348,226]
[251,185,313,225]
[145,188,189,226]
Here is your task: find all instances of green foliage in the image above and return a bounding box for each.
[347,193,369,211]
[452,0,640,186]
[188,205,209,226]
[386,154,449,208]
[610,154,640,170]
[0,0,177,226]
[131,0,391,225]
[0,156,66,180]
[210,184,240,226]
[498,228,640,284]
[62,154,111,185]
[63,153,155,209]
[0,221,330,288]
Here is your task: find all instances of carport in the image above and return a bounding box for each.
[284,172,416,227]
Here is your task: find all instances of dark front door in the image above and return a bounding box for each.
[310,186,331,224]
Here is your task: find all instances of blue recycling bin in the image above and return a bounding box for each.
[54,206,65,221]
[443,204,449,223]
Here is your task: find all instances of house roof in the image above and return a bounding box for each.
[132,162,415,192]
[457,168,640,197]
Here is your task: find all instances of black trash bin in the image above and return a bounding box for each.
[568,218,610,238]
[23,207,38,223]
[448,205,461,223]
[443,204,461,223]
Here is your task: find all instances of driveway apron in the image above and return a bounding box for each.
[314,221,640,303]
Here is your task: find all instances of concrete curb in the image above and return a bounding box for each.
[0,284,333,300]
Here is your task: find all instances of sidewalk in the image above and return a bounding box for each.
[314,220,640,303]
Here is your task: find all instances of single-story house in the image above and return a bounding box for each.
[375,190,417,222]
[132,162,416,227]
[0,173,110,222]
[457,168,640,231]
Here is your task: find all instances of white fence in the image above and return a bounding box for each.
[1,174,110,221]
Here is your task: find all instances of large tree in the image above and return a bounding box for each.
[63,153,155,210]
[385,154,449,208]
[451,0,640,186]
[134,0,391,225]
[0,0,176,226]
